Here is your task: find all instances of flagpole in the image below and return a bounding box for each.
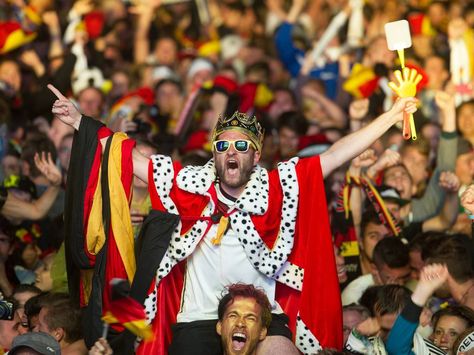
[102,322,109,339]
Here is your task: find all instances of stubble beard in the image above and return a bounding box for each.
[215,157,255,193]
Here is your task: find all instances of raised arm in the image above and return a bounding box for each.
[132,0,161,65]
[320,97,418,178]
[48,84,150,183]
[1,152,61,220]
[386,264,448,355]
[421,172,460,232]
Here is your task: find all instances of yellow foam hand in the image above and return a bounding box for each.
[388,67,423,98]
[388,67,422,140]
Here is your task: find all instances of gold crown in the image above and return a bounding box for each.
[211,111,264,152]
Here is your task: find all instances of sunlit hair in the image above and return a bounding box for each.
[218,283,272,328]
[373,285,411,316]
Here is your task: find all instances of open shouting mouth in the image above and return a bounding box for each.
[232,331,247,351]
[226,159,240,177]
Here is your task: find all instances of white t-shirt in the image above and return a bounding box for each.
[177,186,280,322]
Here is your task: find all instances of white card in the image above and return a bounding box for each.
[384,20,412,51]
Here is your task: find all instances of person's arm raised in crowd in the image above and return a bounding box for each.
[301,85,347,129]
[19,49,45,78]
[386,264,448,355]
[436,90,457,169]
[48,84,150,183]
[310,5,350,62]
[320,97,418,178]
[366,148,401,181]
[409,91,458,223]
[348,149,377,239]
[287,0,306,23]
[42,11,63,62]
[132,0,162,65]
[421,172,460,232]
[266,0,288,22]
[1,152,61,220]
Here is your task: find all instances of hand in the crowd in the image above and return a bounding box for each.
[48,84,82,130]
[388,68,423,99]
[89,338,113,355]
[374,149,400,170]
[439,171,460,192]
[461,184,474,215]
[34,152,62,186]
[266,0,285,12]
[349,99,369,121]
[434,91,455,113]
[411,264,448,306]
[10,0,25,7]
[419,307,433,327]
[350,149,377,177]
[20,49,45,76]
[42,11,60,30]
[129,0,161,14]
[435,88,457,132]
[355,317,380,337]
[292,0,307,9]
[72,0,95,16]
[448,18,468,40]
[388,97,418,122]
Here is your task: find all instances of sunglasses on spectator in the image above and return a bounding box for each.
[213,140,255,153]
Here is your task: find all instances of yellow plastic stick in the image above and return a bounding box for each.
[397,49,405,68]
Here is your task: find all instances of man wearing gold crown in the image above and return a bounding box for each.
[48,84,418,355]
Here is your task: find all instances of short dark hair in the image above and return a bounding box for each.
[40,293,83,343]
[21,135,57,178]
[360,209,383,239]
[409,231,446,253]
[245,61,271,82]
[277,111,308,136]
[424,234,473,283]
[154,78,183,94]
[359,286,382,316]
[374,285,411,316]
[218,284,272,328]
[432,305,474,330]
[372,237,409,269]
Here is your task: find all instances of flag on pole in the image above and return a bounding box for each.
[102,279,153,341]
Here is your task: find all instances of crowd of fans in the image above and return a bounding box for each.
[0,0,474,353]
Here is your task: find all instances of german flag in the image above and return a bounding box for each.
[102,279,153,341]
